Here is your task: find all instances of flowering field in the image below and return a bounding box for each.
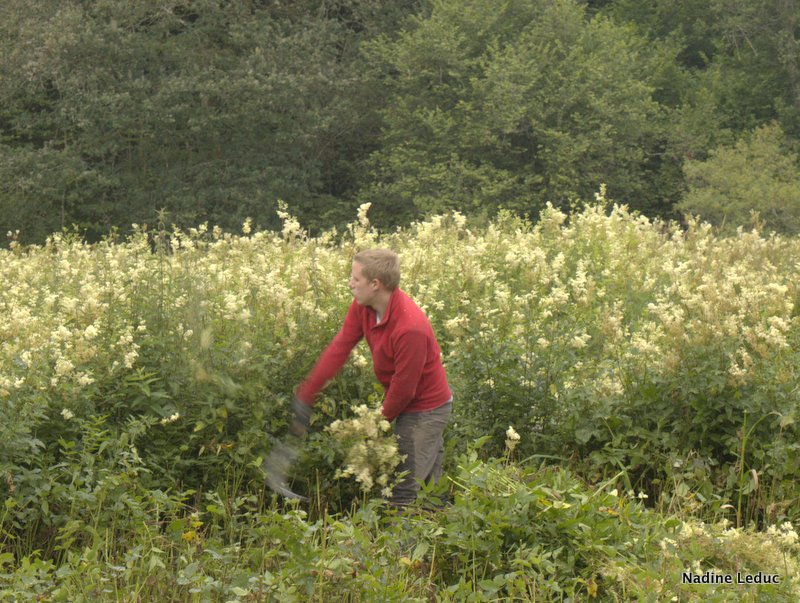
[2,198,800,600]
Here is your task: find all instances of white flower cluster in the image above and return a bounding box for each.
[159,412,180,425]
[505,425,520,452]
[679,520,709,539]
[767,521,799,549]
[357,202,372,228]
[276,201,304,240]
[326,403,403,496]
[4,203,800,515]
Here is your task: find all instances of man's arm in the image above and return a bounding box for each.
[295,300,364,405]
[382,329,428,421]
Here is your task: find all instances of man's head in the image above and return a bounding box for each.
[350,249,400,306]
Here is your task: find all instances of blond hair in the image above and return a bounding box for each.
[353,248,400,290]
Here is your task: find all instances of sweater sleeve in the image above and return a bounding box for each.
[381,329,428,421]
[295,301,364,405]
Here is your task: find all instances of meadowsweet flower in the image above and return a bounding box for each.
[55,358,74,376]
[326,402,403,493]
[52,325,72,342]
[680,521,708,539]
[76,373,95,387]
[357,202,372,227]
[570,333,591,349]
[780,522,799,547]
[4,201,800,540]
[505,426,520,452]
[659,537,677,554]
[61,408,75,420]
[767,522,799,548]
[160,412,180,425]
[123,350,138,369]
[277,201,303,239]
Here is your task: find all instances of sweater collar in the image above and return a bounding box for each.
[372,288,400,328]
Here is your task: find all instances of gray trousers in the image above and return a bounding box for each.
[390,400,452,504]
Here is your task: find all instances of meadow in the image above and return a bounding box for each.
[1,197,800,601]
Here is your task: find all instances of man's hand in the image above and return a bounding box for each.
[290,397,312,437]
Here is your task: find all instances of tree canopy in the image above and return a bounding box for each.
[679,123,800,234]
[0,0,798,243]
[359,0,672,224]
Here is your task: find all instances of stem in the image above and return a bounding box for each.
[736,411,773,527]
[736,411,747,528]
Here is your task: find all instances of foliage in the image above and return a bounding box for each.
[359,0,669,221]
[1,0,799,241]
[678,123,800,234]
[0,0,390,243]
[2,201,800,548]
[2,203,800,597]
[602,0,719,70]
[603,0,800,139]
[707,0,800,137]
[1,454,799,601]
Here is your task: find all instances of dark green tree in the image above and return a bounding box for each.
[0,0,411,243]
[708,0,800,137]
[603,0,800,138]
[358,0,672,223]
[600,0,800,220]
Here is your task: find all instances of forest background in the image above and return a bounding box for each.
[2,0,800,244]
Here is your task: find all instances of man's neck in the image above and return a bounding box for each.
[370,289,393,319]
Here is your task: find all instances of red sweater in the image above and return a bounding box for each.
[295,289,452,421]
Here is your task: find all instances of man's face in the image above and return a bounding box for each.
[349,261,377,305]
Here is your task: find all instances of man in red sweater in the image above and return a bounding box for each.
[292,248,453,505]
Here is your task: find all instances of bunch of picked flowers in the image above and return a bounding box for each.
[326,402,404,496]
